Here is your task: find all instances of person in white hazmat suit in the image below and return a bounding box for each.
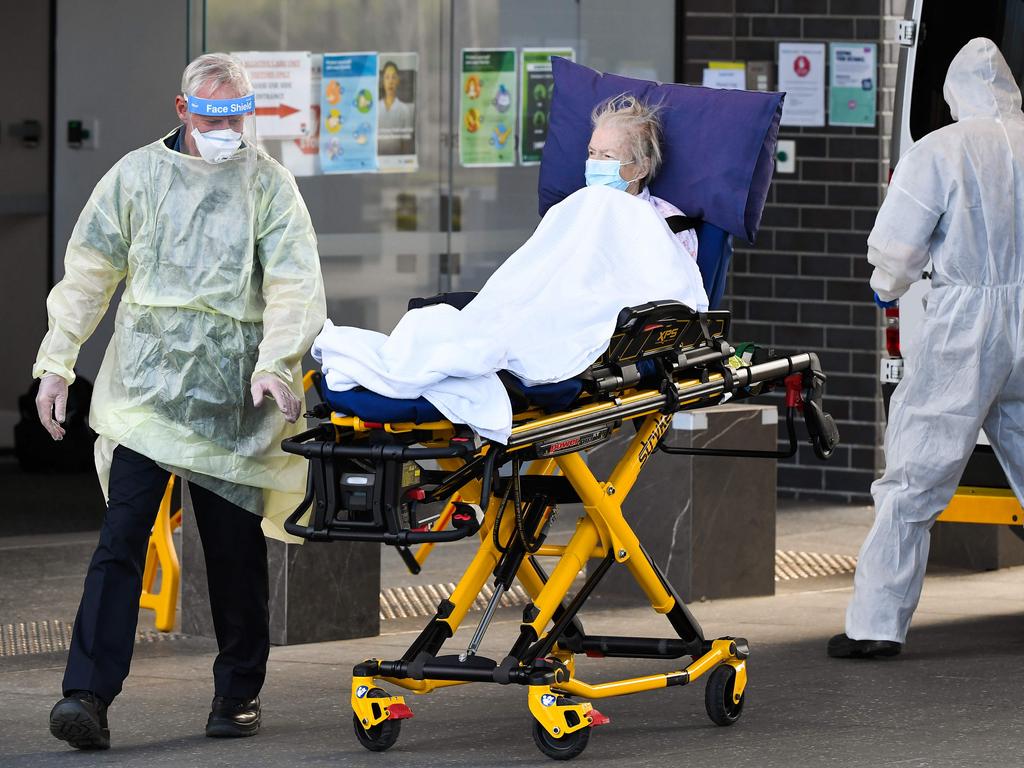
[34,54,326,747]
[829,38,1024,659]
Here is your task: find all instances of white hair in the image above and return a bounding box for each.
[591,94,664,186]
[181,53,252,97]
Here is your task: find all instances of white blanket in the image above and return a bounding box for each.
[313,185,709,443]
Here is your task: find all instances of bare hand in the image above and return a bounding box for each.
[35,373,69,441]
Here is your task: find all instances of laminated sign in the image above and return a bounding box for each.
[460,48,517,167]
[320,52,379,174]
[519,48,574,165]
[232,51,312,139]
[829,43,877,127]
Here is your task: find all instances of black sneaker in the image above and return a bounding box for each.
[827,633,902,659]
[206,696,261,738]
[49,691,110,750]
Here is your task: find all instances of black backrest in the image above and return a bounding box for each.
[581,301,731,395]
[408,292,478,311]
[595,301,730,367]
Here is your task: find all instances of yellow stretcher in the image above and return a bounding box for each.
[139,476,182,632]
[939,487,1023,526]
[281,300,839,760]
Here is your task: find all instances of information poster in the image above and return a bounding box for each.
[829,42,877,127]
[282,54,321,176]
[320,52,378,174]
[377,52,418,172]
[778,42,825,127]
[518,48,574,165]
[702,61,746,91]
[233,51,312,139]
[460,48,517,167]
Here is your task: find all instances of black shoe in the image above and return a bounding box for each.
[49,691,110,750]
[827,633,902,659]
[206,696,261,738]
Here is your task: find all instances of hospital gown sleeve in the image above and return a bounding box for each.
[252,169,327,385]
[866,143,947,302]
[32,162,130,384]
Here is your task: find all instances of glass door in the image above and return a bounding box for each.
[447,0,677,290]
[200,0,678,324]
[204,0,450,333]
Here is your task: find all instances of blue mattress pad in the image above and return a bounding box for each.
[321,376,585,425]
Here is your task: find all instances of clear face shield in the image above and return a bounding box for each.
[183,91,259,171]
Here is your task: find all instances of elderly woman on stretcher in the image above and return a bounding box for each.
[314,95,708,444]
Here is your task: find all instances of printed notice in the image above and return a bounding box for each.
[377,52,418,172]
[281,54,321,176]
[232,51,312,139]
[518,48,574,165]
[829,43,877,127]
[778,42,825,127]
[320,52,378,174]
[460,48,517,167]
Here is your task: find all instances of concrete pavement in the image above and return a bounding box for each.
[2,551,1022,767]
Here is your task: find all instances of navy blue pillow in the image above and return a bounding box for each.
[538,57,783,243]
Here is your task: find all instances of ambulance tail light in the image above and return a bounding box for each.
[884,306,901,358]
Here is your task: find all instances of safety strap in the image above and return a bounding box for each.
[664,214,701,234]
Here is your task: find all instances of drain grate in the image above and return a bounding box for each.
[0,620,189,658]
[378,551,857,621]
[379,582,532,621]
[775,550,857,581]
[2,551,857,652]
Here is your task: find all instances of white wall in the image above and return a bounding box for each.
[52,0,189,381]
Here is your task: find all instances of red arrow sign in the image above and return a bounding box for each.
[256,103,300,119]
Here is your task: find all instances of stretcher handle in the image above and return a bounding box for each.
[315,527,477,545]
[280,472,478,544]
[658,406,799,460]
[286,516,476,546]
[281,425,471,460]
[728,352,839,460]
[282,469,317,539]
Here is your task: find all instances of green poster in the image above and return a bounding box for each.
[828,42,877,127]
[519,48,575,165]
[460,48,517,167]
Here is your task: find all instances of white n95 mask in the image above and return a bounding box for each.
[191,127,243,164]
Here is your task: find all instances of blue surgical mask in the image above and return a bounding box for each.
[585,158,638,191]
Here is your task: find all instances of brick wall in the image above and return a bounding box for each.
[682,0,893,502]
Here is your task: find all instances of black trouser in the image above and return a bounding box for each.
[63,445,270,705]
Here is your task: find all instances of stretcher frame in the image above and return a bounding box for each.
[282,301,838,760]
[138,476,182,632]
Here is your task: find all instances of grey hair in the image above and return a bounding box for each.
[591,94,664,186]
[181,53,252,97]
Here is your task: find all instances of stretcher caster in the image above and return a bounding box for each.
[353,688,402,752]
[705,664,745,726]
[531,718,591,761]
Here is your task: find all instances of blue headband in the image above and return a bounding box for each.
[186,93,255,116]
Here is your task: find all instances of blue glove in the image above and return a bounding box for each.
[873,292,897,309]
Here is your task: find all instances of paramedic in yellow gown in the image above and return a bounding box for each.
[33,53,326,749]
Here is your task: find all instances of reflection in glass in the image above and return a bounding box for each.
[203,0,675,329]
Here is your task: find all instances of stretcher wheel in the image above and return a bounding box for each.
[531,718,590,761]
[352,688,401,752]
[704,664,744,726]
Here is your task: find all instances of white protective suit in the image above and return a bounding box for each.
[33,129,327,538]
[314,184,709,443]
[847,38,1024,642]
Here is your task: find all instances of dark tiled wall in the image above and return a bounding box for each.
[683,0,894,502]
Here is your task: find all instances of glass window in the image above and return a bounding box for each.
[202,0,676,330]
[910,0,1024,140]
